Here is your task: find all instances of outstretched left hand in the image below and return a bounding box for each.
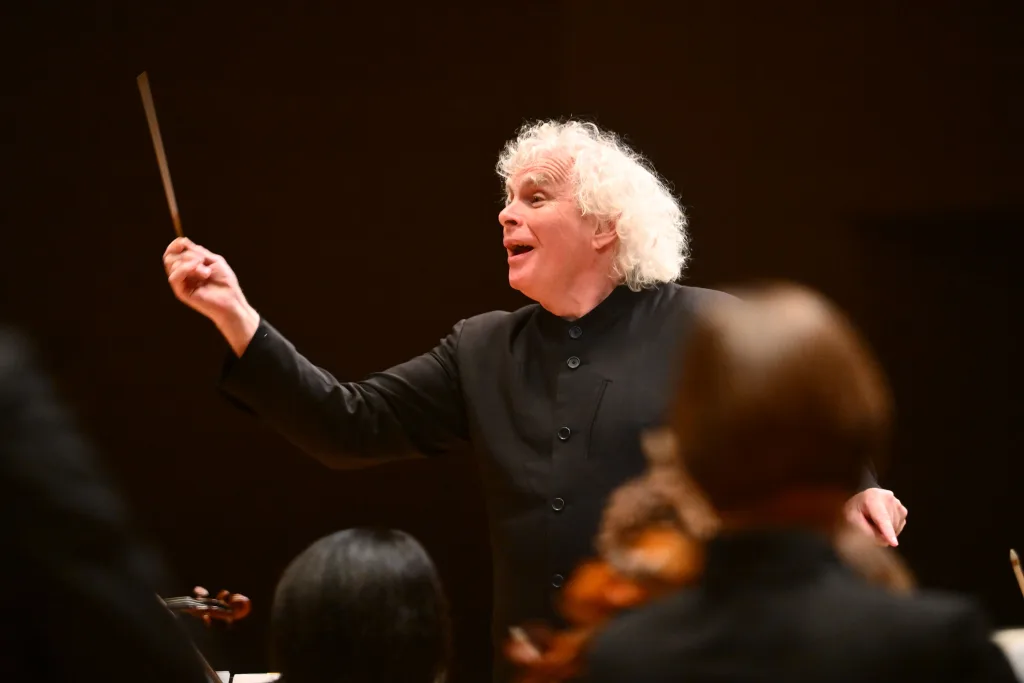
[844,488,908,546]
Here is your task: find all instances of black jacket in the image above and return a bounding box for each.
[586,529,1016,683]
[218,283,877,677]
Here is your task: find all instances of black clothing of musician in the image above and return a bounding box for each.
[0,328,210,683]
[218,283,876,680]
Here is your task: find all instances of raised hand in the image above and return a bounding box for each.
[163,237,260,356]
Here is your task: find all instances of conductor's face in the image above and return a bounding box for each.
[499,155,603,303]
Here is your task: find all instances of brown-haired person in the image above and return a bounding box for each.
[585,284,1016,683]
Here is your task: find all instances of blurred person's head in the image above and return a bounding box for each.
[270,528,451,683]
[663,283,892,532]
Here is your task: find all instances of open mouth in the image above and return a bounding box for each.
[508,245,535,257]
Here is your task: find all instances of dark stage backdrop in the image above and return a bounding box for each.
[4,1,1021,680]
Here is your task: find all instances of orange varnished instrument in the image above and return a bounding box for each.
[504,463,711,683]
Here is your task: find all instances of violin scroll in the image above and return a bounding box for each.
[163,586,251,626]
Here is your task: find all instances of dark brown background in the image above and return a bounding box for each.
[4,2,1021,681]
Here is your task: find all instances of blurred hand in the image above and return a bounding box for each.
[844,488,908,547]
[162,237,259,356]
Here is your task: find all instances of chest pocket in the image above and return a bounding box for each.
[586,367,676,484]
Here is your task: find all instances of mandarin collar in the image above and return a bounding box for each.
[535,284,655,338]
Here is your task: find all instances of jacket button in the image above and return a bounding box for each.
[569,326,582,339]
[551,497,565,512]
[566,356,580,369]
[551,574,565,588]
[557,426,571,441]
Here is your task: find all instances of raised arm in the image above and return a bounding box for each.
[163,238,468,469]
[218,317,467,468]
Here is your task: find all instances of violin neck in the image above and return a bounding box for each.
[163,596,205,611]
[156,596,225,682]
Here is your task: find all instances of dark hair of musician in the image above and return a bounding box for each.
[270,528,451,683]
[668,284,892,514]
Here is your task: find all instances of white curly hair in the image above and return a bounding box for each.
[496,119,689,291]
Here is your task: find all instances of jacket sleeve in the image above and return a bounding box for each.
[217,317,469,469]
[859,463,879,491]
[0,329,209,683]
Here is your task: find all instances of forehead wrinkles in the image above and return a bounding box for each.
[507,154,575,193]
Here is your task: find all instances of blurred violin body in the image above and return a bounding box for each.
[508,533,704,683]
[504,471,708,683]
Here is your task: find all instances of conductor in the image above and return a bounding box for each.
[162,119,908,681]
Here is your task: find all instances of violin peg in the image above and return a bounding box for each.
[229,594,252,621]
